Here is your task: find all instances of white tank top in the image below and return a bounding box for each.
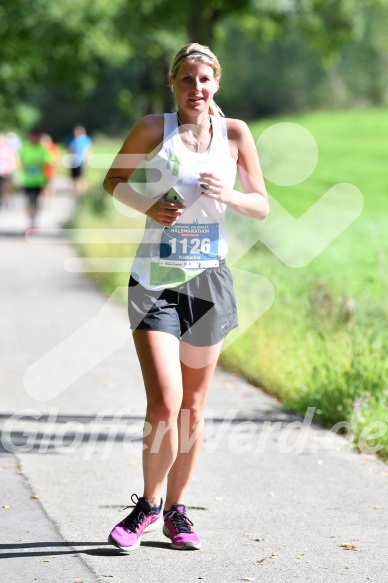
[130,113,237,290]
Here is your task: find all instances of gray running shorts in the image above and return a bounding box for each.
[128,263,238,347]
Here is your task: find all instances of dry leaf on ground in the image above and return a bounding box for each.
[339,543,358,551]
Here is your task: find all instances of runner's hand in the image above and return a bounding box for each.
[199,172,229,203]
[145,195,186,226]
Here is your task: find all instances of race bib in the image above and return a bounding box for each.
[27,165,39,175]
[159,223,219,268]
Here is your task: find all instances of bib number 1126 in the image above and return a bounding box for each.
[170,237,211,255]
[159,223,219,268]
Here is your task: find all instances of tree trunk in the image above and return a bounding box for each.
[187,0,218,46]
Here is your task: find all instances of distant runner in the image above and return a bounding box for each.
[68,125,92,195]
[20,130,51,232]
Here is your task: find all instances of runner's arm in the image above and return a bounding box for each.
[103,116,160,214]
[200,119,269,220]
[103,116,185,225]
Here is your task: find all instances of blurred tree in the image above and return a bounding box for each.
[0,0,130,126]
[331,2,388,105]
[216,22,327,119]
[1,0,387,134]
[217,0,388,118]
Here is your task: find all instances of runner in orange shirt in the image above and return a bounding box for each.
[41,134,60,199]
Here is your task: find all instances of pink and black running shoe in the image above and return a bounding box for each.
[108,494,163,551]
[163,504,201,550]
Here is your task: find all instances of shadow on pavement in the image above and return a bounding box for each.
[0,541,110,560]
[0,539,175,559]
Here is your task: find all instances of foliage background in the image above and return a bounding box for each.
[1,0,388,137]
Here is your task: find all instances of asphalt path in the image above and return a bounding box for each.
[0,184,387,583]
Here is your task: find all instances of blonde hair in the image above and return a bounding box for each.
[169,43,224,117]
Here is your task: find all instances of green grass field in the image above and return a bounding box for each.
[71,107,388,460]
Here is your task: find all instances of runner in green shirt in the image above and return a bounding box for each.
[20,131,52,232]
